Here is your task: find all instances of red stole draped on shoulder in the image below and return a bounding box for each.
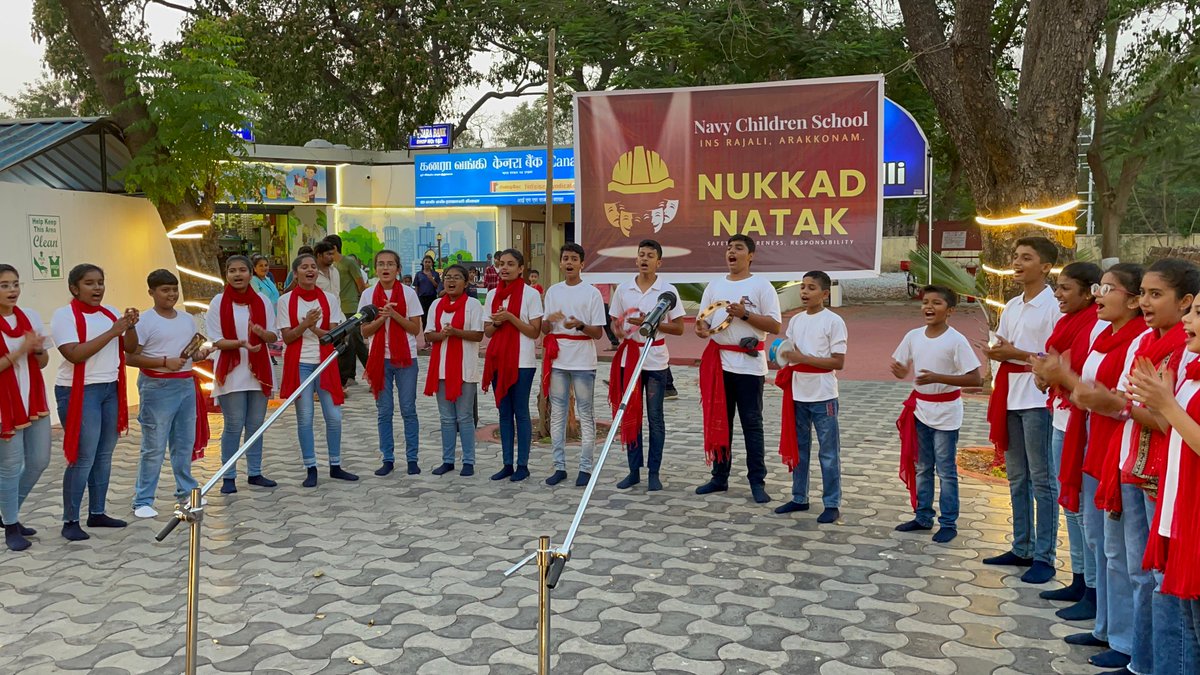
[0,307,49,440]
[1045,305,1099,412]
[609,337,664,451]
[482,279,525,403]
[1145,359,1200,598]
[63,300,128,465]
[987,362,1032,466]
[279,288,343,405]
[214,286,273,398]
[1121,323,1187,490]
[365,282,412,399]
[700,340,765,464]
[424,294,467,401]
[774,363,832,471]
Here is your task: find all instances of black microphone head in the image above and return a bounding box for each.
[359,305,379,321]
[658,291,677,310]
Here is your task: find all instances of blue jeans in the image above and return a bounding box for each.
[218,391,267,479]
[628,369,668,473]
[1149,493,1186,675]
[375,362,419,463]
[132,376,199,508]
[435,382,476,465]
[57,382,119,522]
[790,399,841,508]
[914,419,959,528]
[495,367,535,467]
[1083,474,1112,642]
[1051,427,1094,584]
[1108,484,1153,673]
[1183,599,1200,670]
[1005,408,1056,564]
[296,362,342,467]
[550,369,595,472]
[0,417,50,525]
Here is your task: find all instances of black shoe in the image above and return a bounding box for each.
[4,521,37,537]
[895,519,933,532]
[664,387,679,400]
[695,480,728,495]
[1064,632,1107,647]
[61,521,89,541]
[247,475,277,488]
[982,551,1034,567]
[774,501,809,514]
[407,461,421,475]
[1057,587,1097,621]
[1097,668,1133,675]
[491,465,514,481]
[221,478,238,494]
[932,527,958,543]
[4,523,30,551]
[750,484,770,503]
[546,470,568,486]
[461,464,474,477]
[302,467,318,488]
[617,471,640,489]
[432,463,455,476]
[817,508,840,524]
[329,465,359,481]
[648,473,663,492]
[86,513,127,528]
[1021,561,1056,584]
[1088,649,1131,669]
[510,465,530,482]
[375,461,395,477]
[1041,573,1086,602]
[575,471,591,487]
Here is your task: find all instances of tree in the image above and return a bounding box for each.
[339,226,384,276]
[491,95,573,147]
[2,76,98,118]
[33,2,276,300]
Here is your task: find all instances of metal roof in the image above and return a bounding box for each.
[0,117,131,192]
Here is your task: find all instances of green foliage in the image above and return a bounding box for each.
[450,249,474,263]
[2,76,99,118]
[339,226,384,276]
[492,95,573,147]
[906,246,985,300]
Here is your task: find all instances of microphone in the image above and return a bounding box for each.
[638,291,678,337]
[320,304,379,345]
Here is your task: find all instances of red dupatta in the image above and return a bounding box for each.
[1145,358,1200,598]
[365,282,413,399]
[481,279,526,403]
[0,307,49,439]
[214,286,273,398]
[278,288,344,405]
[424,294,468,402]
[62,300,128,464]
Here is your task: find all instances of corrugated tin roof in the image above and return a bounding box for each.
[0,117,131,192]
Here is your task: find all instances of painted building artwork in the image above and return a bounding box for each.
[333,207,499,275]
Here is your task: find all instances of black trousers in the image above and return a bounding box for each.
[710,371,767,486]
[602,303,618,345]
[338,324,369,383]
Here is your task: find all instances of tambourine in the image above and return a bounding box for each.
[769,338,794,367]
[698,300,734,334]
[618,307,643,333]
[180,333,207,360]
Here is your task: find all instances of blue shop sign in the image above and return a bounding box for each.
[416,149,575,206]
[409,124,454,149]
[883,98,929,199]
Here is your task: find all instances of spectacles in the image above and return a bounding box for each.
[1091,283,1136,298]
[0,282,19,291]
[443,274,465,281]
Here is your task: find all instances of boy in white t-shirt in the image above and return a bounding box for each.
[694,234,782,503]
[125,269,212,519]
[774,271,847,524]
[540,244,606,487]
[890,285,982,543]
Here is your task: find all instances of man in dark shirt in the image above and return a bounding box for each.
[324,234,368,387]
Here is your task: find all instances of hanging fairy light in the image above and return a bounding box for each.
[972,199,1080,315]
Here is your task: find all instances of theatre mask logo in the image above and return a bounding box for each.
[603,146,679,237]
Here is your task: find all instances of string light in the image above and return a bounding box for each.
[976,199,1080,232]
[182,301,210,311]
[166,219,212,239]
[176,265,223,285]
[983,298,1007,310]
[981,263,1066,276]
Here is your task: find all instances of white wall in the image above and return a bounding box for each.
[0,182,178,421]
[338,164,416,208]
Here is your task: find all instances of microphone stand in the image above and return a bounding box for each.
[503,320,663,674]
[155,338,349,675]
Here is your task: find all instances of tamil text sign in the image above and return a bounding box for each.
[415,149,575,207]
[576,76,883,280]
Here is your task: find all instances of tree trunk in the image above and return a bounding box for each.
[155,200,224,304]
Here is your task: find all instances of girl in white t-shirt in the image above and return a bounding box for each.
[51,263,139,541]
[424,264,485,476]
[0,264,52,551]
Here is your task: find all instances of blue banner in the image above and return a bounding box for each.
[415,149,576,206]
[883,98,928,199]
[410,124,454,149]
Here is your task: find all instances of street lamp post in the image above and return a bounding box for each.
[436,233,443,271]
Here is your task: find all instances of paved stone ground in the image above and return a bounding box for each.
[0,362,1100,674]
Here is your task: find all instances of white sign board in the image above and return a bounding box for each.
[28,214,63,280]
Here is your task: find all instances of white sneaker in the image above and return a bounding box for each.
[133,505,159,519]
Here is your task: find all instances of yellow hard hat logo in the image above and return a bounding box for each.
[604,146,679,237]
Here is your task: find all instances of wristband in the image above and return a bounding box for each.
[1115,399,1133,422]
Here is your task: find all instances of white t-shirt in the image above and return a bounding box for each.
[995,286,1061,410]
[136,308,199,374]
[1080,326,1149,466]
[358,283,424,359]
[543,281,606,371]
[1051,321,1110,432]
[609,277,685,372]
[315,265,340,294]
[891,326,981,431]
[1160,350,1200,537]
[2,309,49,412]
[276,290,346,364]
[427,296,485,383]
[784,308,848,402]
[484,285,544,369]
[698,275,782,377]
[51,304,123,386]
[205,292,278,397]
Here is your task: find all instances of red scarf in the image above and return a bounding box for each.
[279,288,344,405]
[541,333,593,393]
[63,300,128,465]
[424,294,468,401]
[609,337,665,451]
[214,285,272,398]
[896,390,963,510]
[986,361,1032,466]
[1077,316,1148,512]
[774,363,833,470]
[1121,323,1188,487]
[0,307,49,440]
[365,282,413,399]
[482,279,526,403]
[699,340,765,464]
[1045,305,1100,412]
[140,370,209,460]
[1145,358,1200,598]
